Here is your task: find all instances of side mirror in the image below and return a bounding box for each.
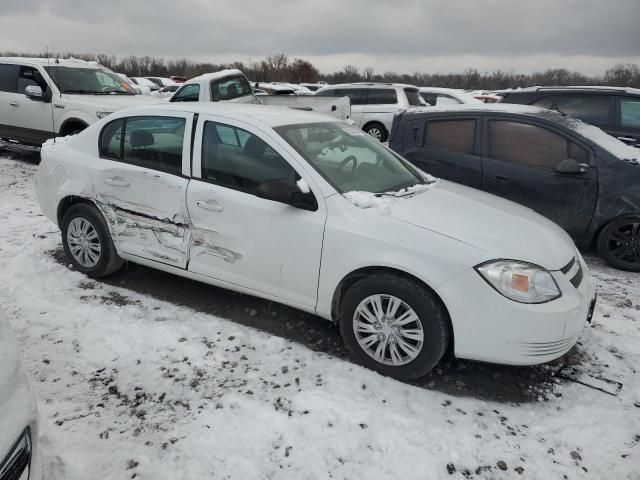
[556,158,586,174]
[257,178,318,211]
[25,85,44,100]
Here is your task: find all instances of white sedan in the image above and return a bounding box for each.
[35,103,596,380]
[0,308,42,480]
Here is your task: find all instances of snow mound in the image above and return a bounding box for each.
[41,135,75,155]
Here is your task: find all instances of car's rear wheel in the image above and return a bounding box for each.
[596,215,640,272]
[339,273,450,380]
[61,203,124,277]
[363,122,387,142]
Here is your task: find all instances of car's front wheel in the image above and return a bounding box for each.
[339,273,450,380]
[363,122,388,142]
[61,203,124,277]
[597,215,640,272]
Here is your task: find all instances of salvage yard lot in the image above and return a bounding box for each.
[0,151,639,479]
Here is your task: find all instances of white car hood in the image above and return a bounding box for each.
[0,310,22,408]
[61,93,161,111]
[384,180,576,270]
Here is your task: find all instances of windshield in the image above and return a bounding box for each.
[211,75,253,101]
[275,122,425,194]
[44,66,133,94]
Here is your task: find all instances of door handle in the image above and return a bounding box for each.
[9,101,19,107]
[617,136,637,144]
[196,199,223,212]
[103,176,130,187]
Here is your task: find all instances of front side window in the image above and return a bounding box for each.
[620,97,640,129]
[17,66,47,94]
[100,116,185,174]
[44,66,133,95]
[425,120,476,154]
[404,88,423,106]
[366,88,397,105]
[210,75,252,101]
[201,121,297,194]
[535,95,611,126]
[489,121,588,169]
[276,122,423,194]
[171,83,200,102]
[0,63,18,93]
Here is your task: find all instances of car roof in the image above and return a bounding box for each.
[496,85,640,96]
[115,102,340,128]
[185,69,245,85]
[403,103,550,116]
[318,82,419,90]
[0,57,104,69]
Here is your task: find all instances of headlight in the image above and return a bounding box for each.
[0,427,32,479]
[96,111,113,119]
[476,260,561,304]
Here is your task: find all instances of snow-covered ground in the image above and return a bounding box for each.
[0,155,639,480]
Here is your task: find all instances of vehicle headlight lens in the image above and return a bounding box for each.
[96,111,113,119]
[0,427,32,479]
[476,260,561,304]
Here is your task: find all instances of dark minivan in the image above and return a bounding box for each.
[497,86,640,148]
[389,104,640,271]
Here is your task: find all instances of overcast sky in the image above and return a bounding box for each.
[1,0,639,75]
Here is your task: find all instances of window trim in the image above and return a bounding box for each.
[98,114,190,178]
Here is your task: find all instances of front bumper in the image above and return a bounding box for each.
[436,256,596,366]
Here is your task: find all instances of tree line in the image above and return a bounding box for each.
[2,51,639,90]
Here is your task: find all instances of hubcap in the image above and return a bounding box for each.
[353,294,424,366]
[67,217,101,268]
[607,222,640,268]
[366,127,383,141]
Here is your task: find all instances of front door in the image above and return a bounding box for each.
[186,115,326,310]
[481,117,598,239]
[93,114,193,267]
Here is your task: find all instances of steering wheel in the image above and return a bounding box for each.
[337,155,358,173]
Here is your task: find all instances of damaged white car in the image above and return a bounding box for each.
[36,103,597,380]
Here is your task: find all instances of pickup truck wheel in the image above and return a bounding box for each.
[339,273,449,380]
[597,215,640,272]
[61,203,124,277]
[363,122,387,142]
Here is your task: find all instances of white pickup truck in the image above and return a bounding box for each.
[0,57,157,146]
[169,69,351,122]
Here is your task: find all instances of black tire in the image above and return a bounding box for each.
[363,122,388,142]
[596,215,640,272]
[339,273,450,380]
[61,203,124,277]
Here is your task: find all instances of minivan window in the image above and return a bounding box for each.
[535,95,611,127]
[425,120,476,154]
[0,64,18,93]
[404,88,423,106]
[620,98,640,129]
[171,83,200,102]
[367,88,397,105]
[489,121,588,169]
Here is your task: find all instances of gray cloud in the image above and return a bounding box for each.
[1,0,639,73]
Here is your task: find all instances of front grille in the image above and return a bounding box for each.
[561,256,583,289]
[0,429,31,480]
[515,335,577,357]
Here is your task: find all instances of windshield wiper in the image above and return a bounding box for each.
[63,89,130,95]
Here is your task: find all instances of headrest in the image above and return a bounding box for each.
[130,130,154,147]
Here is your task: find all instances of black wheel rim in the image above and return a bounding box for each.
[606,222,640,268]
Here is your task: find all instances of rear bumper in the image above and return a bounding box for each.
[437,257,596,366]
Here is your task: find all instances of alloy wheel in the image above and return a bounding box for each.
[605,222,640,269]
[366,127,383,141]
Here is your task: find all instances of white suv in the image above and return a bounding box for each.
[0,57,157,146]
[315,83,424,141]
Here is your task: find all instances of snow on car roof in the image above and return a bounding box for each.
[185,69,244,84]
[0,57,103,68]
[405,103,550,115]
[115,102,339,128]
[495,85,640,95]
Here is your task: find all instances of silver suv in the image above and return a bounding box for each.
[315,83,423,141]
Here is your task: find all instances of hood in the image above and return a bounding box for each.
[382,180,576,270]
[61,93,161,111]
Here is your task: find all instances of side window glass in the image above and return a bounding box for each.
[343,89,367,105]
[532,97,556,110]
[551,95,611,126]
[201,121,297,194]
[420,93,437,106]
[367,89,397,105]
[404,88,423,106]
[620,98,640,129]
[424,120,476,154]
[436,95,462,106]
[17,67,47,93]
[99,119,123,159]
[489,121,570,169]
[315,89,336,97]
[120,116,186,174]
[0,64,18,93]
[171,84,200,102]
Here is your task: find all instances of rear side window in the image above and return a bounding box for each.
[210,75,252,101]
[620,97,640,129]
[315,88,337,97]
[535,95,611,126]
[201,121,297,195]
[420,92,437,106]
[0,64,18,93]
[170,83,199,102]
[437,94,463,106]
[367,88,397,105]
[489,121,588,169]
[340,88,368,105]
[404,88,422,106]
[425,120,476,154]
[100,116,186,175]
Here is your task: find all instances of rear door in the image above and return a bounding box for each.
[399,115,483,188]
[613,96,640,148]
[481,116,598,238]
[94,114,193,267]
